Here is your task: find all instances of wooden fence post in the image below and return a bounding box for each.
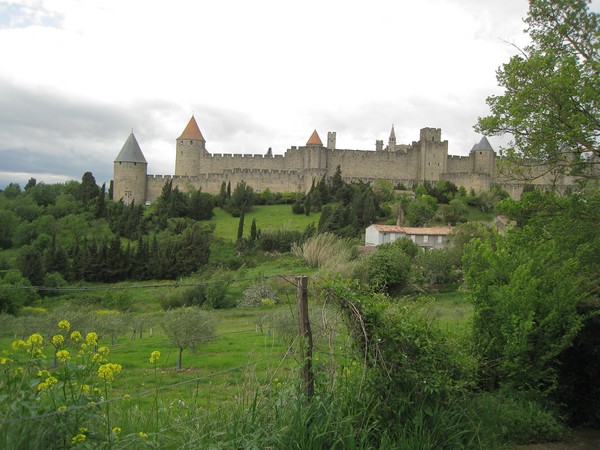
[296,275,314,400]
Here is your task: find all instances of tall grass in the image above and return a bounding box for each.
[292,232,353,268]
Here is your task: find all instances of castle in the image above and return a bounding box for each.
[113,116,577,205]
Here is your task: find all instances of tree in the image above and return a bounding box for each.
[476,0,599,179]
[226,181,255,216]
[162,307,217,369]
[187,188,215,220]
[80,172,99,205]
[250,218,258,241]
[20,246,45,287]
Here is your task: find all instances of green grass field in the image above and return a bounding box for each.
[210,205,321,242]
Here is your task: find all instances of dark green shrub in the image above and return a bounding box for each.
[366,243,412,294]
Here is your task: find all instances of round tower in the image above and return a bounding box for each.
[470,137,496,174]
[113,132,148,205]
[175,115,207,176]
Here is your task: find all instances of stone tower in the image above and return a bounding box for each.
[388,125,396,151]
[471,136,496,174]
[174,115,207,176]
[418,127,448,182]
[327,131,336,150]
[113,132,147,205]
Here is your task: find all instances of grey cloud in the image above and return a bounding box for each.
[0,80,272,188]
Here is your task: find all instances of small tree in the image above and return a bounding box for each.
[162,307,217,369]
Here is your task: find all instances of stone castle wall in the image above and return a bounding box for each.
[115,122,580,204]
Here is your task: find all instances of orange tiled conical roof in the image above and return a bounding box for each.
[306,130,323,146]
[178,115,205,141]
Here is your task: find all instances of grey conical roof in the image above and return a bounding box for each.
[471,136,494,152]
[114,132,147,164]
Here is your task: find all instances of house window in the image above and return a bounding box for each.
[410,235,416,242]
[437,236,443,244]
[423,235,429,244]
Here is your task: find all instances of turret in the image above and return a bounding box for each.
[327,132,336,150]
[470,136,496,174]
[113,132,148,205]
[388,125,397,151]
[175,115,207,176]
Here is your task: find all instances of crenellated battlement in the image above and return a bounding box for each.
[115,116,578,203]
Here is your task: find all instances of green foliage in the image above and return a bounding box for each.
[225,181,255,216]
[0,321,123,448]
[366,241,412,294]
[257,228,302,253]
[476,0,599,176]
[405,194,437,226]
[321,278,477,437]
[187,188,215,221]
[465,391,565,446]
[415,249,456,287]
[463,227,585,395]
[0,271,39,314]
[161,307,217,369]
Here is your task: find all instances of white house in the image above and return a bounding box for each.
[365,224,452,249]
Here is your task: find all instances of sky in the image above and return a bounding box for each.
[0,0,596,189]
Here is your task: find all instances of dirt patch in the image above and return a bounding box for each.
[519,429,600,450]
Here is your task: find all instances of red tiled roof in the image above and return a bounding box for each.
[306,130,323,146]
[178,116,205,141]
[369,224,452,235]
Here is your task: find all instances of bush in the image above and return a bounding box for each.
[466,391,565,446]
[257,228,302,253]
[366,243,412,294]
[415,249,456,288]
[240,281,281,307]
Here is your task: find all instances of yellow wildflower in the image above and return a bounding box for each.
[112,427,121,434]
[70,331,82,342]
[85,332,98,346]
[92,353,107,363]
[12,340,26,350]
[139,432,148,438]
[27,333,43,346]
[56,350,70,362]
[58,320,70,332]
[97,346,110,356]
[123,394,131,400]
[98,363,122,382]
[52,335,64,346]
[38,376,58,391]
[71,433,86,443]
[0,357,11,364]
[37,369,50,378]
[57,405,67,412]
[79,427,88,433]
[149,350,160,363]
[81,384,90,394]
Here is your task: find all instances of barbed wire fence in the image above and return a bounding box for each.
[0,274,356,431]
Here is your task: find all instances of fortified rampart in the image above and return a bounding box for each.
[113,116,580,205]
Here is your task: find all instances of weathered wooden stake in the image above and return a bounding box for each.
[296,275,314,399]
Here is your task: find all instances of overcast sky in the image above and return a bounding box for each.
[0,0,597,189]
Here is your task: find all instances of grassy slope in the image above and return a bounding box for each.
[210,205,321,242]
